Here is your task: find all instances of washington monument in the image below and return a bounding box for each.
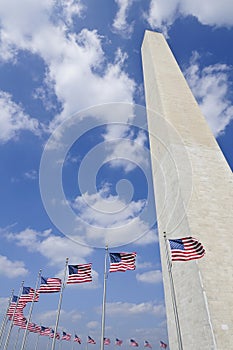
[142,31,233,349]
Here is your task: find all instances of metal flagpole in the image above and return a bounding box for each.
[34,330,40,350]
[3,281,24,350]
[51,257,69,350]
[100,245,108,350]
[46,336,51,350]
[0,289,14,344]
[0,319,9,349]
[13,327,21,350]
[163,232,183,350]
[20,269,42,350]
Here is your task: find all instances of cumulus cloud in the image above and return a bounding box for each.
[105,301,165,317]
[104,129,149,173]
[5,228,93,266]
[0,255,28,277]
[0,0,136,138]
[0,91,40,143]
[185,52,233,136]
[112,0,134,38]
[146,0,233,35]
[72,186,157,247]
[87,321,99,329]
[136,270,162,284]
[37,308,82,325]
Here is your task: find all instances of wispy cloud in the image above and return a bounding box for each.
[112,0,134,38]
[0,91,40,143]
[185,52,233,136]
[104,301,165,317]
[136,270,162,284]
[146,0,233,36]
[0,255,28,278]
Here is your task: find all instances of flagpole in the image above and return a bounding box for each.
[20,269,42,350]
[47,336,51,350]
[0,289,14,345]
[13,327,21,350]
[51,257,69,350]
[100,245,108,350]
[34,330,40,350]
[163,232,183,350]
[3,281,24,350]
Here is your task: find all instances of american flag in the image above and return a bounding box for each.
[130,339,139,347]
[169,236,205,261]
[7,296,26,317]
[40,326,51,336]
[50,329,60,339]
[27,322,38,333]
[104,338,111,345]
[109,252,136,272]
[160,341,167,348]
[74,334,82,343]
[19,287,39,303]
[144,340,152,348]
[37,277,62,293]
[62,331,71,341]
[87,336,96,344]
[13,316,27,327]
[67,263,92,284]
[20,319,28,329]
[115,338,123,346]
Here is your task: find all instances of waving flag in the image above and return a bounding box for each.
[74,334,82,343]
[104,338,111,345]
[13,316,27,327]
[38,277,62,293]
[144,340,152,348]
[130,339,139,347]
[7,296,26,317]
[50,329,60,339]
[109,252,136,272]
[40,326,51,336]
[159,341,167,348]
[88,336,96,344]
[19,287,39,302]
[27,322,38,333]
[115,338,123,346]
[62,331,71,341]
[168,237,205,261]
[67,263,92,284]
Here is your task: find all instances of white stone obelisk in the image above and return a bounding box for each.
[141,30,233,349]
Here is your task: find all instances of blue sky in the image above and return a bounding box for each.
[0,1,233,349]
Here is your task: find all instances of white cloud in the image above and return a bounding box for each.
[5,228,93,266]
[104,129,149,173]
[105,301,165,317]
[87,321,99,329]
[146,0,179,37]
[59,0,85,26]
[24,170,37,180]
[136,270,162,284]
[0,1,136,134]
[0,255,28,277]
[37,308,82,325]
[185,53,233,136]
[112,0,134,38]
[146,0,233,35]
[72,187,157,247]
[0,91,40,143]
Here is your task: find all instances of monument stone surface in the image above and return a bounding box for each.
[141,30,233,349]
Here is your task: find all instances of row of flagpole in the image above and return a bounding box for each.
[0,250,138,350]
[0,234,205,350]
